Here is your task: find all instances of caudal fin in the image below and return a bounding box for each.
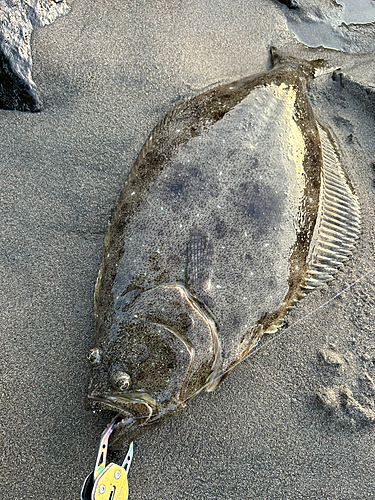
[270,46,329,80]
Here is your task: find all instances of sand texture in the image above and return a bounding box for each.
[0,1,374,499]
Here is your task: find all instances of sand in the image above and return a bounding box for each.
[0,1,374,498]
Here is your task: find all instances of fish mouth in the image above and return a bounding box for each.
[88,391,158,426]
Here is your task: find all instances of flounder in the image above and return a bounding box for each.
[87,48,360,448]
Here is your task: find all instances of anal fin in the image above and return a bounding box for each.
[304,124,361,290]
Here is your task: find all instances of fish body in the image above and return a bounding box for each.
[87,49,360,448]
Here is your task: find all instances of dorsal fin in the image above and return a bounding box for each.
[132,96,195,172]
[303,124,361,290]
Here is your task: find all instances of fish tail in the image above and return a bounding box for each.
[270,46,329,80]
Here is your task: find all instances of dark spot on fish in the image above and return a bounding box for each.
[168,180,185,195]
[250,157,259,169]
[231,316,240,327]
[237,182,283,226]
[188,166,203,179]
[269,278,277,288]
[149,252,162,271]
[214,219,227,238]
[247,202,263,219]
[153,269,170,286]
[239,181,259,195]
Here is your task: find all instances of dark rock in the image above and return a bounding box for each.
[0,0,70,112]
[276,0,299,9]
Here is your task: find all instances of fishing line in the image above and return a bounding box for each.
[248,268,375,358]
[111,265,375,423]
[182,265,375,405]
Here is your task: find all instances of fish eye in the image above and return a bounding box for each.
[112,371,131,391]
[87,348,102,365]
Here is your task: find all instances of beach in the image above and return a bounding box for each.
[1,1,375,498]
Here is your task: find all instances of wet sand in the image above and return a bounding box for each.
[1,1,374,498]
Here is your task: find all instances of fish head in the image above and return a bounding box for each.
[86,321,190,443]
[87,284,219,448]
